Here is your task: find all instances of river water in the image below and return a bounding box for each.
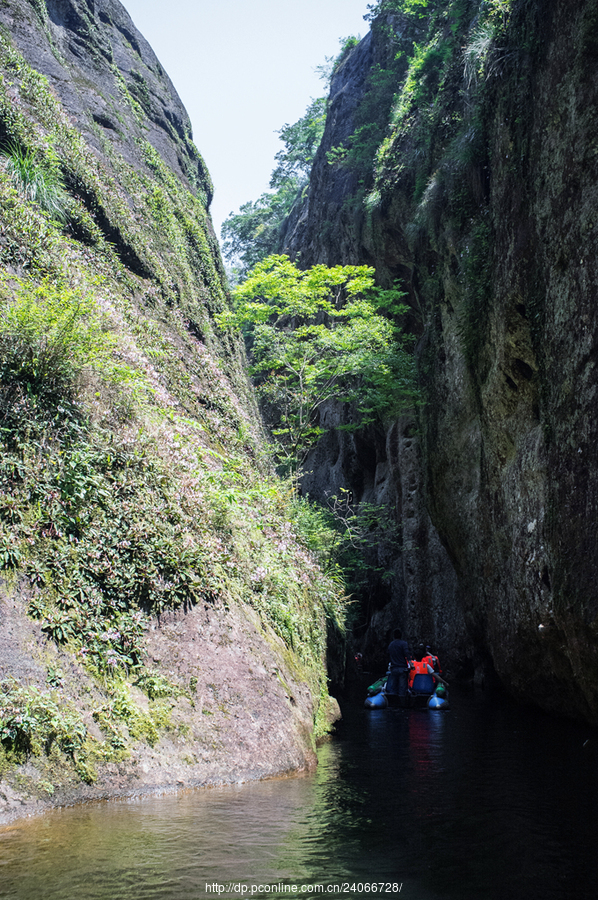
[1,686,597,900]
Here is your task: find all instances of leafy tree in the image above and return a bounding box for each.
[270,97,327,189]
[221,99,327,276]
[218,255,415,472]
[220,181,298,277]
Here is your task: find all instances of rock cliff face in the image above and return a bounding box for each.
[285,0,598,723]
[0,0,341,821]
[280,32,374,267]
[285,10,472,680]
[3,0,210,199]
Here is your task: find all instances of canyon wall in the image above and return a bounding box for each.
[285,0,598,722]
[0,0,341,821]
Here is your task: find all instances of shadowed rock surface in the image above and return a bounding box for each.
[285,0,598,722]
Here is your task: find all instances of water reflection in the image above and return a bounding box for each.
[1,690,597,900]
[0,779,315,900]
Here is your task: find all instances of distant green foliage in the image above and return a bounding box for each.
[223,33,389,273]
[219,255,415,471]
[327,491,402,604]
[221,179,300,277]
[270,97,328,190]
[222,99,327,275]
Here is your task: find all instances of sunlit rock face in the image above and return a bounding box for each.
[1,0,211,198]
[0,0,334,821]
[285,0,598,722]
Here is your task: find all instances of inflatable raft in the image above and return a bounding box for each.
[365,674,449,710]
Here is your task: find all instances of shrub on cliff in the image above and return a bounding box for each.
[3,143,68,222]
[0,277,110,418]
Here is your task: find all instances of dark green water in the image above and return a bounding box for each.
[1,687,597,900]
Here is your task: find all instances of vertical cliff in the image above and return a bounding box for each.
[0,0,344,821]
[284,7,472,679]
[285,0,598,722]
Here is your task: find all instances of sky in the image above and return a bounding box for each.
[120,0,370,239]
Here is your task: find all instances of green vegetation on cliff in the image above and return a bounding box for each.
[0,26,345,792]
[362,0,517,374]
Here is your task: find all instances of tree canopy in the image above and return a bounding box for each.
[218,255,416,472]
[221,99,327,278]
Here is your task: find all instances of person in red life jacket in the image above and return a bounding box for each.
[409,644,449,698]
[385,628,412,701]
[422,645,441,677]
[408,644,436,690]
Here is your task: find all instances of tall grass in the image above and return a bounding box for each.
[4,143,68,222]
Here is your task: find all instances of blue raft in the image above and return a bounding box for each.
[364,690,388,709]
[365,673,449,710]
[428,693,449,709]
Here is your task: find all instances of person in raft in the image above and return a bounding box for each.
[422,645,442,677]
[409,644,449,693]
[386,629,412,700]
[408,644,437,690]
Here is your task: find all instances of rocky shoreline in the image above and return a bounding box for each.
[0,590,340,828]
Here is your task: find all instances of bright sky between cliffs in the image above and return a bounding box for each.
[120,0,369,239]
